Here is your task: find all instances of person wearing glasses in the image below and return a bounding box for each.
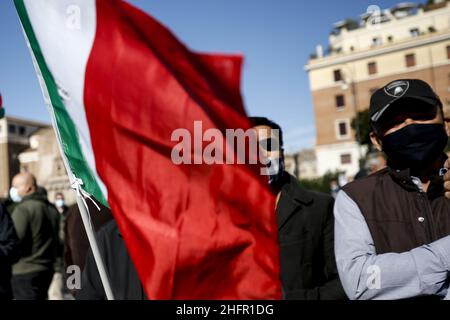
[334,79,450,300]
[250,117,347,300]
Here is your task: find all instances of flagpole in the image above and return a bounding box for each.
[73,189,115,300]
[49,104,115,301]
[53,124,115,301]
[16,16,115,300]
[48,104,116,301]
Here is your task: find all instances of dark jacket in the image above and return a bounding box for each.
[77,220,146,300]
[64,202,113,274]
[343,165,450,254]
[0,204,20,299]
[277,173,347,300]
[11,192,60,275]
[2,198,18,216]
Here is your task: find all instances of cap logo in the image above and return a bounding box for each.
[384,80,409,98]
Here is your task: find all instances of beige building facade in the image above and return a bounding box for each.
[305,1,450,177]
[285,149,318,180]
[0,115,74,204]
[0,116,49,198]
[18,127,75,205]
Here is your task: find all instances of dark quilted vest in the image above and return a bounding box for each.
[343,167,450,254]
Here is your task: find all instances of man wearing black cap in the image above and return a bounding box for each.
[334,79,450,300]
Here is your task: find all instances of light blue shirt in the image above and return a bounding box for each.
[334,190,450,300]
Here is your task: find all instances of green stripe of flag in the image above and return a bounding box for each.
[14,0,108,207]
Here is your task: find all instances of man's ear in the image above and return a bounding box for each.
[25,186,33,195]
[370,132,383,152]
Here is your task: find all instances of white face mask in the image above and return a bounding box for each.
[265,156,285,186]
[9,187,22,203]
[55,199,65,208]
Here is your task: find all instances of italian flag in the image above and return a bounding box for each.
[15,0,281,299]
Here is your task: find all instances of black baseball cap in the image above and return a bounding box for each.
[369,79,441,128]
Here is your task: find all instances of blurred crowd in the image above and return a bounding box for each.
[0,173,112,300]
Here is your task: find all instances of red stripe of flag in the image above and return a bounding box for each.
[84,0,281,299]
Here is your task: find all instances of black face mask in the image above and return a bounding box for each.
[381,123,448,170]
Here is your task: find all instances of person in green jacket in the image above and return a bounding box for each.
[9,173,60,300]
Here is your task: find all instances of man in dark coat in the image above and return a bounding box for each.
[76,219,145,300]
[251,117,347,300]
[0,203,20,300]
[64,200,113,297]
[64,201,113,273]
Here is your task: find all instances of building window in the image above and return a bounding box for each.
[372,37,382,47]
[18,126,26,136]
[405,54,416,68]
[333,69,342,82]
[447,46,450,60]
[387,35,393,43]
[54,159,66,176]
[410,28,420,37]
[338,122,348,136]
[340,154,352,165]
[336,119,350,140]
[335,95,345,109]
[368,62,377,75]
[9,124,16,134]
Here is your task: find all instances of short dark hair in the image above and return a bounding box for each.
[249,117,284,149]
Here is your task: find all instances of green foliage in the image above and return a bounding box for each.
[299,171,344,194]
[351,109,373,150]
[351,109,382,170]
[344,19,360,31]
